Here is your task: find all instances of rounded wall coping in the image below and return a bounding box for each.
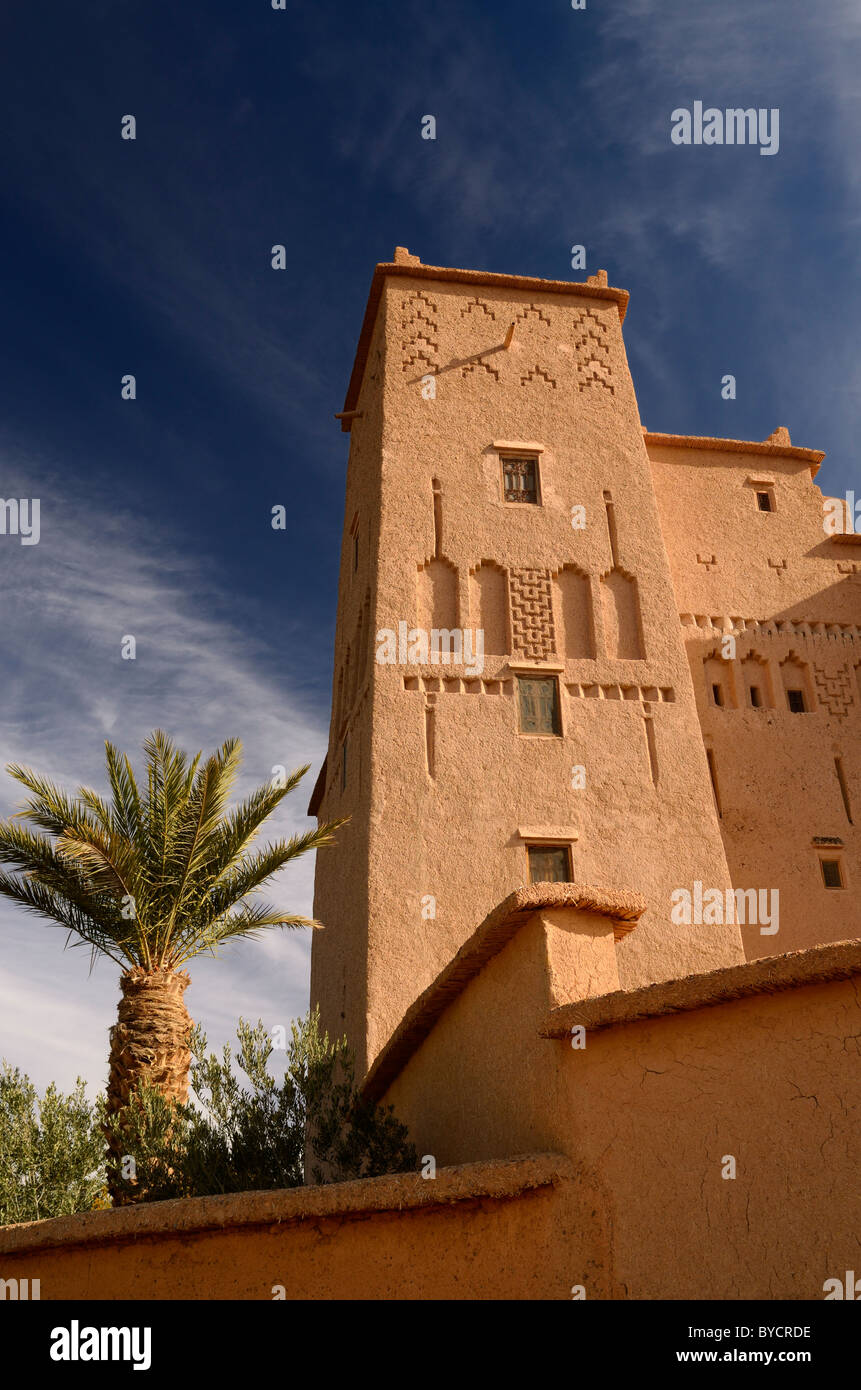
[644,430,824,474]
[0,1152,572,1259]
[541,937,861,1037]
[362,883,646,1105]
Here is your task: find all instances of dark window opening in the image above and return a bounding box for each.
[749,686,762,708]
[756,491,773,512]
[787,688,806,713]
[712,683,724,708]
[820,858,843,889]
[502,456,539,504]
[517,676,561,735]
[527,844,572,884]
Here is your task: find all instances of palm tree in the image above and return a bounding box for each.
[0,730,343,1176]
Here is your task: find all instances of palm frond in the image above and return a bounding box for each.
[104,742,143,843]
[200,822,346,924]
[6,765,100,839]
[0,734,342,971]
[0,870,134,968]
[171,901,320,965]
[203,765,312,883]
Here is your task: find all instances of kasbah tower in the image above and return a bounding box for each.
[309,247,860,1077]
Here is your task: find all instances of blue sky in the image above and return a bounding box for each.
[0,0,858,1092]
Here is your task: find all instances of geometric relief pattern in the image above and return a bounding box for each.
[680,614,861,645]
[460,296,497,320]
[515,302,551,326]
[566,682,675,703]
[813,664,854,718]
[519,364,556,388]
[461,358,500,382]
[572,308,614,394]
[401,291,439,374]
[403,674,513,695]
[509,568,557,660]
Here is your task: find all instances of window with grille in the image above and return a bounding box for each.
[502,455,539,504]
[527,844,571,884]
[517,676,561,735]
[787,688,806,713]
[756,490,774,512]
[820,858,843,889]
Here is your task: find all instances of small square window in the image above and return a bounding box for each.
[527,844,572,884]
[712,683,724,708]
[820,858,843,889]
[756,491,773,512]
[787,689,806,713]
[517,676,561,735]
[749,686,762,708]
[502,455,539,504]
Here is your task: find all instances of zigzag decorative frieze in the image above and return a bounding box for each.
[460,296,497,320]
[400,291,439,374]
[572,308,614,394]
[519,364,557,388]
[681,614,861,645]
[577,366,614,393]
[461,359,500,382]
[515,302,551,326]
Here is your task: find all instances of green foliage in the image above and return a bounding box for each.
[0,730,345,971]
[0,1062,107,1225]
[0,1012,417,1222]
[106,1008,417,1202]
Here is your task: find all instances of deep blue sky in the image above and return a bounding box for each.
[1,0,858,1090]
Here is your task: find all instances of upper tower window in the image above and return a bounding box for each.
[502,455,540,504]
[746,477,776,513]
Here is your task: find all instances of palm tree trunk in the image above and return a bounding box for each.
[106,967,192,1204]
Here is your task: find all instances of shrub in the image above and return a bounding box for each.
[0,1063,107,1225]
[106,1008,417,1202]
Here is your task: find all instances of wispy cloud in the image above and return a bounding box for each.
[0,456,328,1094]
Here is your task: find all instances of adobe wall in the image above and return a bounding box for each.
[379,909,861,1299]
[5,913,856,1300]
[648,440,861,956]
[381,907,580,1165]
[550,972,861,1299]
[309,300,389,1051]
[0,1155,593,1301]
